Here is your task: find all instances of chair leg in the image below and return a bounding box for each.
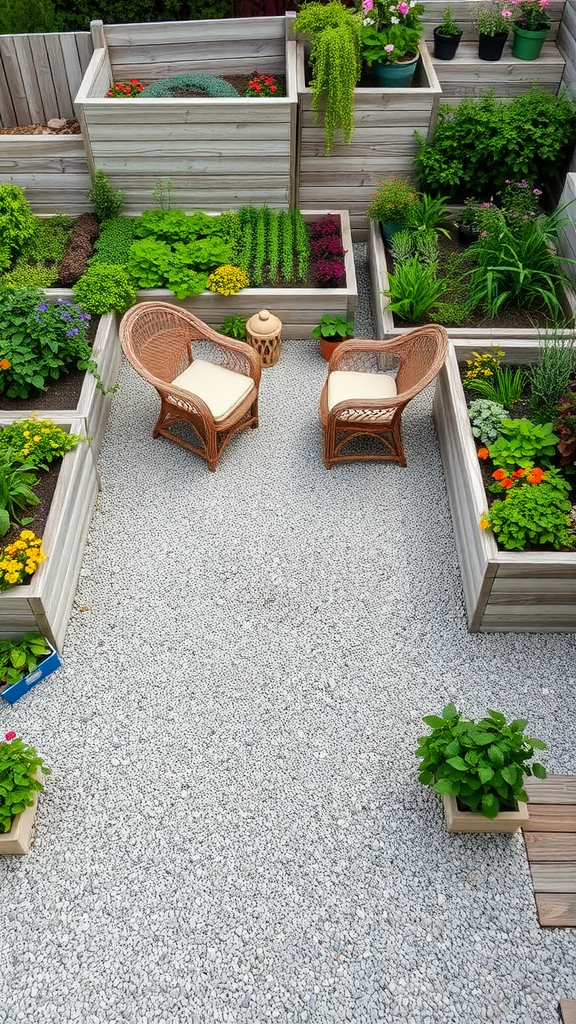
[250,396,259,428]
[322,425,334,469]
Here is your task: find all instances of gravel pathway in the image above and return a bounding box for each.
[1,247,575,1024]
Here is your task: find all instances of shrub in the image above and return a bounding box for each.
[0,0,55,32]
[0,185,36,273]
[0,731,50,834]
[219,315,247,340]
[73,264,137,315]
[0,290,92,400]
[293,1,361,153]
[0,529,45,591]
[0,418,85,467]
[88,171,124,222]
[483,476,574,550]
[488,417,559,471]
[207,265,250,296]
[20,215,73,266]
[415,87,576,200]
[3,264,59,289]
[366,177,419,226]
[383,257,447,322]
[416,703,547,819]
[468,399,509,446]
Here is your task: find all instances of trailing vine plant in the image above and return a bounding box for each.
[294,1,362,154]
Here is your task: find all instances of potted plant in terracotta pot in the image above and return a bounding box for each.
[313,314,355,361]
[416,703,547,833]
[433,7,463,60]
[474,0,513,61]
[0,730,51,855]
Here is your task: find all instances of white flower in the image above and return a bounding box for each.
[389,4,396,9]
[391,16,399,22]
[363,16,376,23]
[410,1,417,6]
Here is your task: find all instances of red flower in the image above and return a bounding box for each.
[4,731,16,742]
[270,86,277,93]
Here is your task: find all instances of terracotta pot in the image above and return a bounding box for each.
[442,792,529,833]
[320,335,350,362]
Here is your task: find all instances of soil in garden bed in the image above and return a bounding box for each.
[0,316,99,413]
[388,229,551,331]
[2,459,61,550]
[0,119,81,135]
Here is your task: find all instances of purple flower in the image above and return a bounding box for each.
[518,181,529,188]
[385,43,395,51]
[66,327,79,337]
[36,303,48,312]
[533,188,542,195]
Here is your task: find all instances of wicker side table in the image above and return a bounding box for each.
[245,309,283,367]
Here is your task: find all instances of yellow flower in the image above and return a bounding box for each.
[24,561,36,574]
[20,530,35,540]
[480,515,490,530]
[5,572,19,584]
[23,430,30,438]
[13,540,26,550]
[33,435,40,442]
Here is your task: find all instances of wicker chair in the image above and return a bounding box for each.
[119,302,262,471]
[319,325,449,468]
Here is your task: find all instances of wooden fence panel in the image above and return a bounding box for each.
[0,32,92,127]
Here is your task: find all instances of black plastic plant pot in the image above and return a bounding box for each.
[458,222,480,246]
[478,31,508,61]
[433,28,463,60]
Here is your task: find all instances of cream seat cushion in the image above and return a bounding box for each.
[171,359,255,423]
[327,370,397,412]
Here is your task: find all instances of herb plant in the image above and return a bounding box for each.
[0,454,39,536]
[437,7,461,35]
[89,217,137,265]
[0,731,50,834]
[530,328,576,424]
[468,399,509,445]
[383,258,447,322]
[483,476,573,550]
[312,314,355,339]
[465,365,527,406]
[0,185,36,273]
[0,419,84,467]
[88,170,124,221]
[219,315,247,340]
[488,417,559,471]
[389,229,416,265]
[73,264,137,315]
[416,704,547,819]
[0,634,51,689]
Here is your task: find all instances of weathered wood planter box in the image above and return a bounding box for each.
[125,209,356,339]
[368,220,576,340]
[0,136,91,215]
[75,16,298,212]
[0,421,99,651]
[296,40,441,239]
[0,302,120,460]
[433,343,576,633]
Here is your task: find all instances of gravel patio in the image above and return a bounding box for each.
[0,247,575,1024]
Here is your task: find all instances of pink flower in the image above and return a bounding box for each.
[362,0,374,10]
[502,9,512,17]
[539,0,550,6]
[397,1,410,13]
[533,188,542,195]
[4,731,16,742]
[385,43,395,51]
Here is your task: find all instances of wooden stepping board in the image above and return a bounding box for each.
[522,777,576,928]
[560,1000,576,1024]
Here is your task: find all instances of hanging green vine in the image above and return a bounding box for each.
[294,1,362,155]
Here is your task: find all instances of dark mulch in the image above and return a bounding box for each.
[389,228,552,331]
[0,316,100,413]
[170,73,286,97]
[2,460,61,550]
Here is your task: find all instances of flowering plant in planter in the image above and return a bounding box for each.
[508,0,551,30]
[360,0,424,64]
[0,731,50,835]
[0,530,45,591]
[106,79,145,97]
[474,0,514,35]
[245,74,283,97]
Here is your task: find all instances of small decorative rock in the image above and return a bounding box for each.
[47,118,68,130]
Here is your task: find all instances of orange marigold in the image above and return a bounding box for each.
[492,468,506,481]
[477,447,489,460]
[479,516,490,530]
[0,358,10,370]
[526,467,545,484]
[500,478,514,489]
[511,468,526,478]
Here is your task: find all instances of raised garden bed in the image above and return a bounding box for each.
[368,219,576,340]
[0,299,120,460]
[0,421,99,651]
[433,342,576,633]
[74,16,298,213]
[296,40,441,240]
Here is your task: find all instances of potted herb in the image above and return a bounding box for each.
[0,730,50,855]
[312,314,355,360]
[433,7,463,60]
[360,0,425,87]
[0,633,61,705]
[366,176,419,239]
[416,703,547,832]
[219,315,248,340]
[474,0,514,61]
[511,0,552,60]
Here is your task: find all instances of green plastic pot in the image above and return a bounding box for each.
[511,25,549,60]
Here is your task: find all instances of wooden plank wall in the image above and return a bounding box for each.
[557,174,576,284]
[296,41,441,239]
[0,135,91,214]
[558,0,576,98]
[0,32,93,127]
[421,1,564,42]
[77,18,297,212]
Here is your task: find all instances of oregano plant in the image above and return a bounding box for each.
[416,704,547,819]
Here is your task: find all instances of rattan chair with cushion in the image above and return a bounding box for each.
[319,325,449,468]
[119,302,261,471]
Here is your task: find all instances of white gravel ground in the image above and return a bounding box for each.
[1,246,575,1024]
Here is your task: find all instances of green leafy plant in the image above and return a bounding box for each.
[279,210,294,286]
[530,327,576,424]
[0,634,51,689]
[267,211,280,284]
[0,731,50,834]
[0,0,55,32]
[20,215,73,266]
[468,398,509,445]
[312,314,355,339]
[436,7,461,35]
[73,264,137,315]
[88,170,124,222]
[252,206,268,287]
[0,185,36,273]
[0,453,39,536]
[293,210,310,284]
[89,217,137,266]
[488,417,559,471]
[415,87,576,200]
[219,315,247,341]
[3,264,59,289]
[474,0,513,36]
[415,230,439,268]
[0,290,93,400]
[366,177,419,226]
[383,257,448,322]
[389,229,416,265]
[484,475,574,550]
[407,193,451,238]
[0,418,84,468]
[294,1,362,153]
[416,703,547,819]
[465,365,527,406]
